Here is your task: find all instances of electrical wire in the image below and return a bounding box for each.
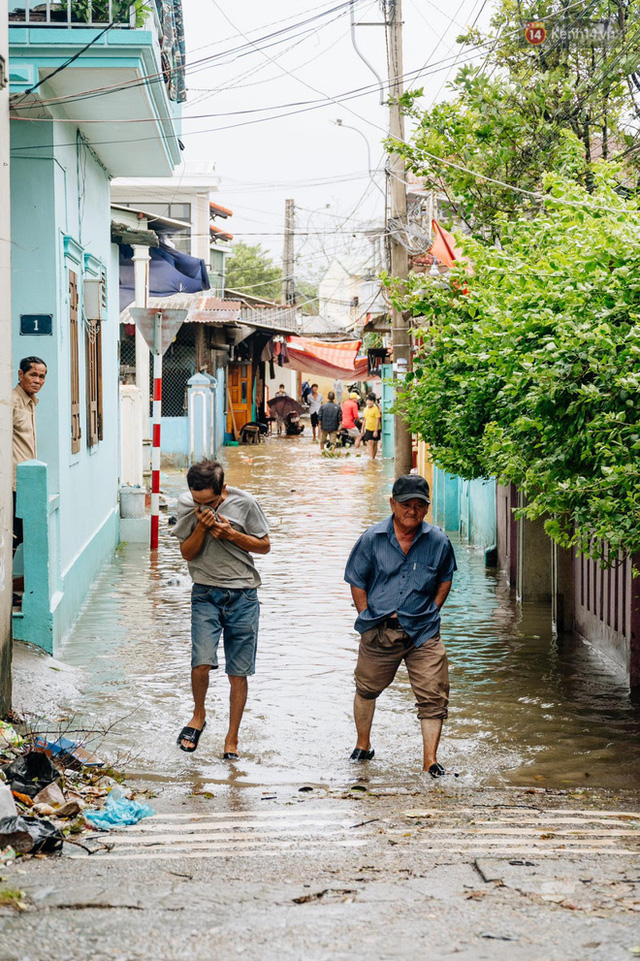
[10,0,363,111]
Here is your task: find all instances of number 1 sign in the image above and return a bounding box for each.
[20,314,53,335]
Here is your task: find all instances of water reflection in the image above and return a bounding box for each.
[52,432,640,794]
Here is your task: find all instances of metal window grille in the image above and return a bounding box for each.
[154,340,195,418]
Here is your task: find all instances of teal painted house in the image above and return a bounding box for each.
[9,1,184,652]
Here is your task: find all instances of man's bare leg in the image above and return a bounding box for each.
[354,693,376,750]
[224,675,248,755]
[420,717,443,771]
[182,664,210,749]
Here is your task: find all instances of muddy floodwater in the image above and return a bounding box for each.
[23,432,640,796]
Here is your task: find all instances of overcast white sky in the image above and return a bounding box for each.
[180,0,494,287]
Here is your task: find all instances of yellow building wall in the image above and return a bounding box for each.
[416,438,434,524]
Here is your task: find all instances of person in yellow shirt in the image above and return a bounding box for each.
[360,393,381,460]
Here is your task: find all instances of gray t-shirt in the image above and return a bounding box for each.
[171,486,269,589]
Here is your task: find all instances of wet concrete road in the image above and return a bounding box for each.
[15,430,640,795]
[7,432,640,961]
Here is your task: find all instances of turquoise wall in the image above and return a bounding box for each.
[432,466,497,551]
[459,477,497,551]
[11,119,120,649]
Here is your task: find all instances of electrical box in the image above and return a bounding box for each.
[84,272,107,321]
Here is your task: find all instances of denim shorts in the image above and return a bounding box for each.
[191,583,260,675]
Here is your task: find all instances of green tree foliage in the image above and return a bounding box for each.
[395,71,588,239]
[396,169,640,562]
[392,0,639,238]
[225,242,282,301]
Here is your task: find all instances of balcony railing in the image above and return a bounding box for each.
[9,1,148,27]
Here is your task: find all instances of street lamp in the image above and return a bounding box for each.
[332,119,386,199]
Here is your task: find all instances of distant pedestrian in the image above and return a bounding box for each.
[274,384,287,435]
[318,391,342,449]
[307,384,323,441]
[344,475,456,775]
[172,460,270,758]
[360,393,381,459]
[301,380,311,404]
[13,356,47,558]
[333,378,344,405]
[341,391,362,444]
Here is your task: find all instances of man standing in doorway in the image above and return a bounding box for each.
[13,358,47,602]
[172,460,270,758]
[307,383,323,442]
[318,390,342,450]
[360,393,381,460]
[344,475,456,776]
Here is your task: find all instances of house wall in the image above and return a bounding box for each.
[264,368,298,404]
[11,119,120,649]
[418,444,497,551]
[318,262,361,325]
[459,477,497,551]
[0,13,12,711]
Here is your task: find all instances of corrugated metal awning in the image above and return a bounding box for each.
[120,294,297,336]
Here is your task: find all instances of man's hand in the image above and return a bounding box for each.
[205,512,235,542]
[195,505,218,530]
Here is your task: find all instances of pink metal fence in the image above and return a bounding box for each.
[574,550,640,688]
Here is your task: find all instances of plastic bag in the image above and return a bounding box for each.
[0,722,23,749]
[3,751,60,797]
[84,788,154,830]
[0,815,64,854]
[0,782,17,819]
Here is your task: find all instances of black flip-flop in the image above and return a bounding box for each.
[223,752,239,761]
[177,721,206,753]
[428,762,446,778]
[350,747,375,761]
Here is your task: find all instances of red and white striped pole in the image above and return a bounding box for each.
[151,312,162,550]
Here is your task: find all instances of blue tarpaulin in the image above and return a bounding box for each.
[119,243,210,311]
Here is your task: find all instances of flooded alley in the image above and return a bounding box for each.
[6,432,640,961]
[15,433,640,796]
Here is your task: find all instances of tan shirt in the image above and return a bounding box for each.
[13,384,38,490]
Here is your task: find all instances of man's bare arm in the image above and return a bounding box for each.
[434,580,452,610]
[350,585,368,613]
[180,512,212,562]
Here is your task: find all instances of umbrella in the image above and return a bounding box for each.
[267,395,304,418]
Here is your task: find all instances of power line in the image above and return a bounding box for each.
[10,0,363,112]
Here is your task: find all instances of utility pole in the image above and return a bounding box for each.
[282,199,296,306]
[386,0,412,476]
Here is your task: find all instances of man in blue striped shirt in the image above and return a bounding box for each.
[344,474,457,776]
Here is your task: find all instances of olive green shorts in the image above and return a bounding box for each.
[354,623,449,720]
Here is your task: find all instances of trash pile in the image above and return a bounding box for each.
[0,721,154,863]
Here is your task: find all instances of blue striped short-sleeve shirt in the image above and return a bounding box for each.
[344,516,456,646]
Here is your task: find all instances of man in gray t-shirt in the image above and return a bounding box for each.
[171,459,270,758]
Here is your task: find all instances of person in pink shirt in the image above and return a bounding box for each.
[341,391,362,446]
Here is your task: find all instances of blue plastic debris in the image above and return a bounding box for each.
[84,789,154,830]
[34,735,103,768]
